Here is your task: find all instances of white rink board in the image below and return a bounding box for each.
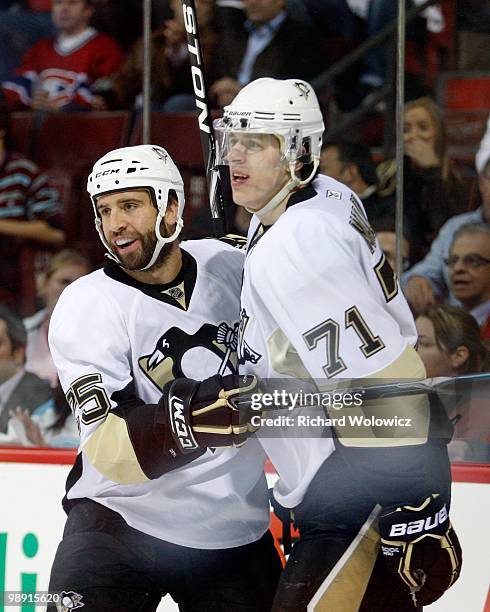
[0,460,488,612]
[423,481,490,611]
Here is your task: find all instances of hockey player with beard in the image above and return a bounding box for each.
[213,78,462,611]
[46,145,282,611]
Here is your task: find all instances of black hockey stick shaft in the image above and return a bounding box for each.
[236,372,490,409]
[181,0,227,236]
[342,372,489,400]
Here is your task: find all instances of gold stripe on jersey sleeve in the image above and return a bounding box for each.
[83,413,149,484]
[327,344,430,447]
[268,327,312,380]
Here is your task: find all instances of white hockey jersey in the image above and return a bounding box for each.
[49,239,270,548]
[239,175,428,508]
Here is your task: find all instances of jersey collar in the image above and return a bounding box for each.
[285,182,318,210]
[248,182,318,252]
[103,249,197,311]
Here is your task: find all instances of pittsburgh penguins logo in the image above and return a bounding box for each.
[57,591,84,611]
[293,81,310,100]
[139,322,238,391]
[237,309,262,365]
[152,146,168,161]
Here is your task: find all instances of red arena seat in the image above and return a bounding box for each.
[130,112,205,167]
[438,72,490,110]
[32,111,132,170]
[9,111,34,157]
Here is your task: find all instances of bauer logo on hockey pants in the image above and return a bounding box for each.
[169,396,199,451]
[389,504,448,537]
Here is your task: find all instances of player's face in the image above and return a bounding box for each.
[43,264,89,315]
[227,133,290,212]
[403,106,436,151]
[415,316,455,378]
[52,0,93,35]
[448,233,490,307]
[96,189,163,271]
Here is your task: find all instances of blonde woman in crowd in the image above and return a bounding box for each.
[378,97,468,261]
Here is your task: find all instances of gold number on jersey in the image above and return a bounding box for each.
[345,306,385,357]
[302,319,347,378]
[303,308,385,378]
[66,373,111,425]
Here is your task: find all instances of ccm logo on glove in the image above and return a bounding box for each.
[160,374,259,455]
[169,395,199,451]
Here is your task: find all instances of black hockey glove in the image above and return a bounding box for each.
[379,493,462,607]
[159,374,259,454]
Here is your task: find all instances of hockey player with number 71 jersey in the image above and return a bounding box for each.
[214,78,462,611]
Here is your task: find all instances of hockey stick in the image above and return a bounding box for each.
[180,0,227,236]
[330,372,490,401]
[235,372,490,410]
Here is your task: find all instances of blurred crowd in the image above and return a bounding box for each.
[0,0,488,458]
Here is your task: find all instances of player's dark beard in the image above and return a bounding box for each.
[118,223,174,271]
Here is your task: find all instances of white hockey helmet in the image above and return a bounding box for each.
[214,78,324,218]
[87,145,185,270]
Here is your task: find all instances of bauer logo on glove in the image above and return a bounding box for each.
[387,502,448,537]
[379,493,462,607]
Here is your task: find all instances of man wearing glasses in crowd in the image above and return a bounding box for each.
[404,155,490,314]
[445,223,490,337]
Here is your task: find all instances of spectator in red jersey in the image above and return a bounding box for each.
[0,110,65,307]
[1,0,123,112]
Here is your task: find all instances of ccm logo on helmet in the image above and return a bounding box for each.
[95,169,120,178]
[389,505,448,537]
[169,396,199,451]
